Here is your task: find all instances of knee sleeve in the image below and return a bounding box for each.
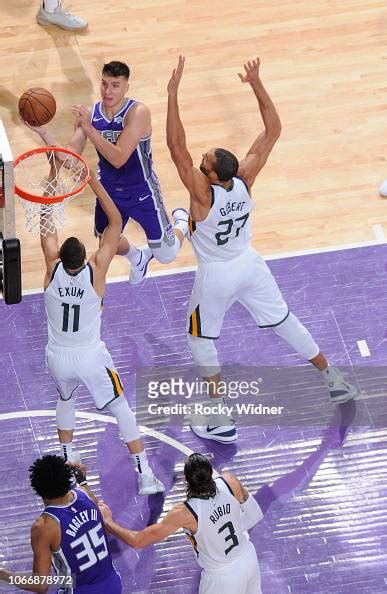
[187,334,221,376]
[56,398,76,431]
[151,235,180,264]
[273,312,320,360]
[107,396,141,444]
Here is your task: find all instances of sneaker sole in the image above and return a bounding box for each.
[36,18,87,30]
[330,386,359,404]
[190,424,238,443]
[139,485,165,496]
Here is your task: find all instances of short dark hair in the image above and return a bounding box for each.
[213,148,239,182]
[184,453,217,500]
[102,61,130,79]
[59,237,86,270]
[30,455,73,500]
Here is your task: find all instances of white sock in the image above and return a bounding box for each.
[60,442,73,461]
[43,0,60,12]
[322,366,341,382]
[131,451,151,474]
[126,244,141,265]
[174,219,189,237]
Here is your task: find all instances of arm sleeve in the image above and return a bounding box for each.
[241,494,264,531]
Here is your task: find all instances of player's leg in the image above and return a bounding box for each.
[46,346,80,462]
[187,267,237,443]
[244,542,262,594]
[94,196,133,256]
[126,181,189,284]
[106,397,164,495]
[94,186,157,284]
[80,343,164,495]
[239,249,358,403]
[36,1,88,30]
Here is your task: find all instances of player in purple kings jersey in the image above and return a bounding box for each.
[28,61,189,285]
[0,455,121,594]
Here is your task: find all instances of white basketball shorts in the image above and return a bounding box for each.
[45,340,124,410]
[187,246,289,339]
[199,541,261,594]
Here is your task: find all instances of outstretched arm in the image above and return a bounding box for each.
[0,519,54,593]
[24,119,87,157]
[40,162,60,289]
[166,56,209,202]
[99,502,189,549]
[237,58,282,190]
[88,172,122,282]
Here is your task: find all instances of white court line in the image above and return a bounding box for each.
[372,224,385,242]
[0,409,195,457]
[357,340,371,357]
[20,238,386,296]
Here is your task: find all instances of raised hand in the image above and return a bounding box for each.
[68,461,88,485]
[238,58,261,84]
[71,104,91,130]
[167,55,185,94]
[20,115,48,137]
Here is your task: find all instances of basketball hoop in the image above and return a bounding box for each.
[14,146,90,236]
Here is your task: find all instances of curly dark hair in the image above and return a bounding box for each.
[30,455,73,500]
[184,453,217,500]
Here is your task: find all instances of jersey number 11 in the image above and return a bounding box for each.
[61,303,80,332]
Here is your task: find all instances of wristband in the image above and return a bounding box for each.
[72,466,87,486]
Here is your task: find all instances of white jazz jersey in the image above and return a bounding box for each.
[185,477,251,572]
[189,177,253,264]
[45,262,102,348]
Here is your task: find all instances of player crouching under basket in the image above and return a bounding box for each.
[14,149,164,496]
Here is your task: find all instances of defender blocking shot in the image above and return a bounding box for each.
[41,170,164,496]
[166,56,358,443]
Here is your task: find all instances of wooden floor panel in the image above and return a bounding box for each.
[0,0,386,288]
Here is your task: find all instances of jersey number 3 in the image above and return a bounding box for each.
[61,303,80,332]
[218,521,239,555]
[215,213,249,246]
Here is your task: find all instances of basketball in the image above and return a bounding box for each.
[18,87,56,127]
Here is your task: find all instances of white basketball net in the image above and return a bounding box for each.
[14,148,89,236]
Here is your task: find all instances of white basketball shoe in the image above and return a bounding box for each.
[323,366,358,404]
[37,2,88,31]
[138,471,165,496]
[190,422,238,443]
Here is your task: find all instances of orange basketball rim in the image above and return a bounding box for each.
[14,146,90,236]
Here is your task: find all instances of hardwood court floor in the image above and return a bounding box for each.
[0,0,386,289]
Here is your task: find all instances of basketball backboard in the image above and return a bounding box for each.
[0,117,22,304]
[0,117,14,239]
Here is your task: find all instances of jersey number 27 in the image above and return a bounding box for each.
[215,213,249,246]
